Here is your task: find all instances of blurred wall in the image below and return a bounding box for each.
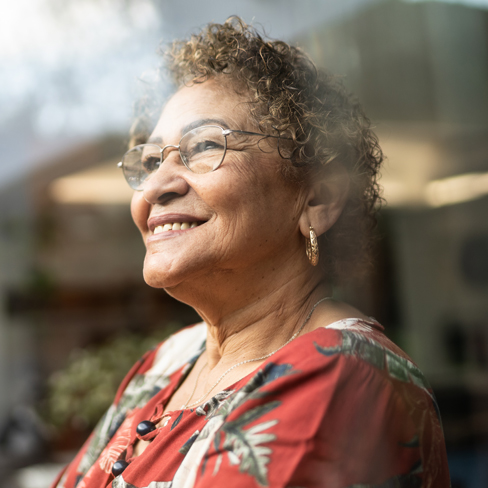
[301,1,488,127]
[0,184,36,420]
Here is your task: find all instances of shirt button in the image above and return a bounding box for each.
[136,420,156,436]
[112,460,129,477]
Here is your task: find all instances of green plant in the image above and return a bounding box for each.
[41,324,181,432]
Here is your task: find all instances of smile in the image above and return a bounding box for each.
[153,222,201,234]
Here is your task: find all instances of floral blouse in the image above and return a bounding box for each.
[51,319,450,488]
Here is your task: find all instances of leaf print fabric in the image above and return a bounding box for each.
[98,416,133,474]
[221,411,278,485]
[51,320,450,488]
[314,330,431,392]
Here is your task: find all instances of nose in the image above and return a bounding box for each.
[142,148,190,205]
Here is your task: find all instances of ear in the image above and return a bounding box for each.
[298,163,350,238]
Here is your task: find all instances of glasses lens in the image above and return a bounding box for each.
[122,144,161,190]
[180,126,226,174]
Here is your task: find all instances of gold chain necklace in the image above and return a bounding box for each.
[181,297,331,409]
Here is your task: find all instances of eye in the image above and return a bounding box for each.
[179,127,226,170]
[192,139,224,155]
[141,155,161,172]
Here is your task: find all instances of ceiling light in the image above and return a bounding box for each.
[425,172,488,207]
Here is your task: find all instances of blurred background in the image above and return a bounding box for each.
[1,0,487,486]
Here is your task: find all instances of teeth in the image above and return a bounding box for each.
[153,222,200,233]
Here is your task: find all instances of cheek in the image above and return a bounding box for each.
[131,192,149,234]
[211,154,275,207]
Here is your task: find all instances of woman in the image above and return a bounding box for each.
[52,18,449,488]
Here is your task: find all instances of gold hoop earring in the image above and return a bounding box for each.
[306,226,319,266]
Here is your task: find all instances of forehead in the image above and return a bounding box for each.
[153,79,253,141]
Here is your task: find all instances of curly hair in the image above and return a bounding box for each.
[132,17,384,283]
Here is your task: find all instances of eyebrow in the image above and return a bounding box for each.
[147,118,230,145]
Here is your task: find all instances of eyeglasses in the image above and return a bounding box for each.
[118,125,283,191]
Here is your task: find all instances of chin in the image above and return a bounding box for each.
[142,256,177,289]
[143,266,181,290]
[142,251,200,291]
[143,267,196,308]
[143,271,167,289]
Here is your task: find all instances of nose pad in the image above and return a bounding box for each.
[144,145,180,180]
[149,145,184,179]
[161,145,180,164]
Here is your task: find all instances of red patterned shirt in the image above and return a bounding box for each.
[52,319,450,488]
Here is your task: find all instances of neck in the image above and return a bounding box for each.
[165,259,330,370]
[203,286,330,369]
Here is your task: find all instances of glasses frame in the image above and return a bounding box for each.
[117,125,285,190]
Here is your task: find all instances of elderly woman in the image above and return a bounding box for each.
[52,18,449,488]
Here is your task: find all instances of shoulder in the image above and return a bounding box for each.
[220,319,425,427]
[297,317,430,389]
[268,318,449,486]
[283,318,437,425]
